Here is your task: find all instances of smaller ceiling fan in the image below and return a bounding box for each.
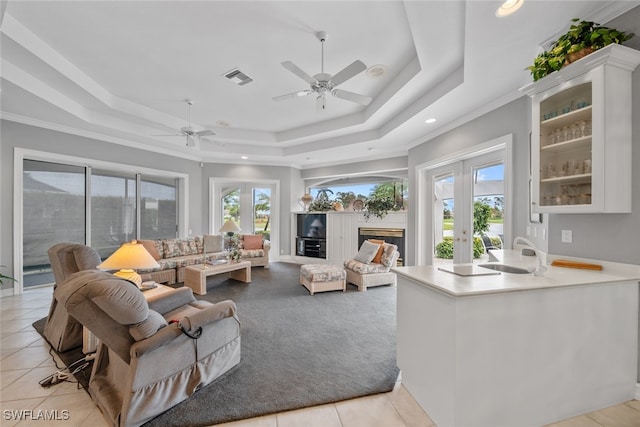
[153,99,215,147]
[273,31,372,111]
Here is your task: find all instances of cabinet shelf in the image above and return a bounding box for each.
[541,173,591,184]
[541,136,591,153]
[540,106,591,128]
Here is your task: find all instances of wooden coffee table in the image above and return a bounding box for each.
[184,260,252,295]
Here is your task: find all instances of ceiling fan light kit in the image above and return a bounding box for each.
[273,30,372,111]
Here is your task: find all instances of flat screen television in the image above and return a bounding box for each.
[297,213,326,238]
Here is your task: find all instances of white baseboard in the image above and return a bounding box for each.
[635,383,640,400]
[0,288,15,298]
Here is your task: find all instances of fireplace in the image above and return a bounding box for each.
[358,227,405,266]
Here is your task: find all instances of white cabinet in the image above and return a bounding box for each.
[521,44,640,213]
[326,213,358,264]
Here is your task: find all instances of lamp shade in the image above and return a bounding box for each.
[219,219,241,234]
[97,240,159,286]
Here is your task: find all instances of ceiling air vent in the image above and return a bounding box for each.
[223,68,253,86]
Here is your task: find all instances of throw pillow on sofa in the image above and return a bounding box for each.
[204,235,224,253]
[139,240,162,261]
[243,234,263,250]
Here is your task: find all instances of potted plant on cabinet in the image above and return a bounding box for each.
[363,196,397,221]
[527,18,634,81]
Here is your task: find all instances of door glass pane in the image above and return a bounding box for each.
[473,162,504,262]
[91,169,137,259]
[23,160,86,287]
[141,176,177,240]
[253,188,271,240]
[222,187,240,223]
[433,173,454,265]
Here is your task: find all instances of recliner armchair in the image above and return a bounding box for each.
[56,269,241,427]
[44,242,101,351]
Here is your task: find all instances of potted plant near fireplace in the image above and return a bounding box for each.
[527,18,634,81]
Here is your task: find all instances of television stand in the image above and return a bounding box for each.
[296,237,326,258]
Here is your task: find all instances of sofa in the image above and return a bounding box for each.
[138,234,270,284]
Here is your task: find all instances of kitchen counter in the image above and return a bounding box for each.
[395,251,640,427]
[392,249,640,297]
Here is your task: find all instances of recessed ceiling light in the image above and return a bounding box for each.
[425,118,437,124]
[241,156,248,160]
[366,64,388,79]
[496,0,524,17]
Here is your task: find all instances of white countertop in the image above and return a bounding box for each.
[392,250,640,297]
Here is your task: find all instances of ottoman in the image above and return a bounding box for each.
[300,264,346,295]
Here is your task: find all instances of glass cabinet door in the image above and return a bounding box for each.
[538,82,592,209]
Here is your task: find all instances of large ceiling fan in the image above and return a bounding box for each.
[273,31,372,111]
[153,99,215,147]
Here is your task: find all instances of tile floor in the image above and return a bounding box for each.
[2,286,640,427]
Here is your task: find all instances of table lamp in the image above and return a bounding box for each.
[97,240,160,286]
[219,219,241,250]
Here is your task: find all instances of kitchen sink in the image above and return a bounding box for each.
[478,264,530,274]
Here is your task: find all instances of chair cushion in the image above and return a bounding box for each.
[368,239,385,264]
[344,259,389,274]
[243,234,263,250]
[130,309,168,341]
[354,240,381,264]
[300,264,345,282]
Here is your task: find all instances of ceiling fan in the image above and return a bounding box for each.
[273,31,372,111]
[153,99,215,147]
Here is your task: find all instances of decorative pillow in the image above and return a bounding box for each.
[162,239,180,258]
[368,239,385,264]
[381,244,399,268]
[204,235,224,253]
[354,240,381,264]
[243,234,263,250]
[129,310,167,341]
[139,240,162,261]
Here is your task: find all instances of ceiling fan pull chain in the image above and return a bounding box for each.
[321,38,324,74]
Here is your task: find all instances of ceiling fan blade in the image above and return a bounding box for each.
[281,61,317,85]
[196,129,216,137]
[152,133,182,137]
[330,60,367,86]
[272,90,313,101]
[332,89,372,106]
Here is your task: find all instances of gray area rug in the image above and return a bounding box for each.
[35,262,399,426]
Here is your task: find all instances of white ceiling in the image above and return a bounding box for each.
[1,1,637,168]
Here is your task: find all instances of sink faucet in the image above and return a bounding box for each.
[513,236,547,276]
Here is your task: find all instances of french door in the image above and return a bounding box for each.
[422,147,508,265]
[211,178,279,257]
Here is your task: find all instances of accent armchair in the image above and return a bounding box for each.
[56,270,241,427]
[43,242,101,351]
[344,242,399,292]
